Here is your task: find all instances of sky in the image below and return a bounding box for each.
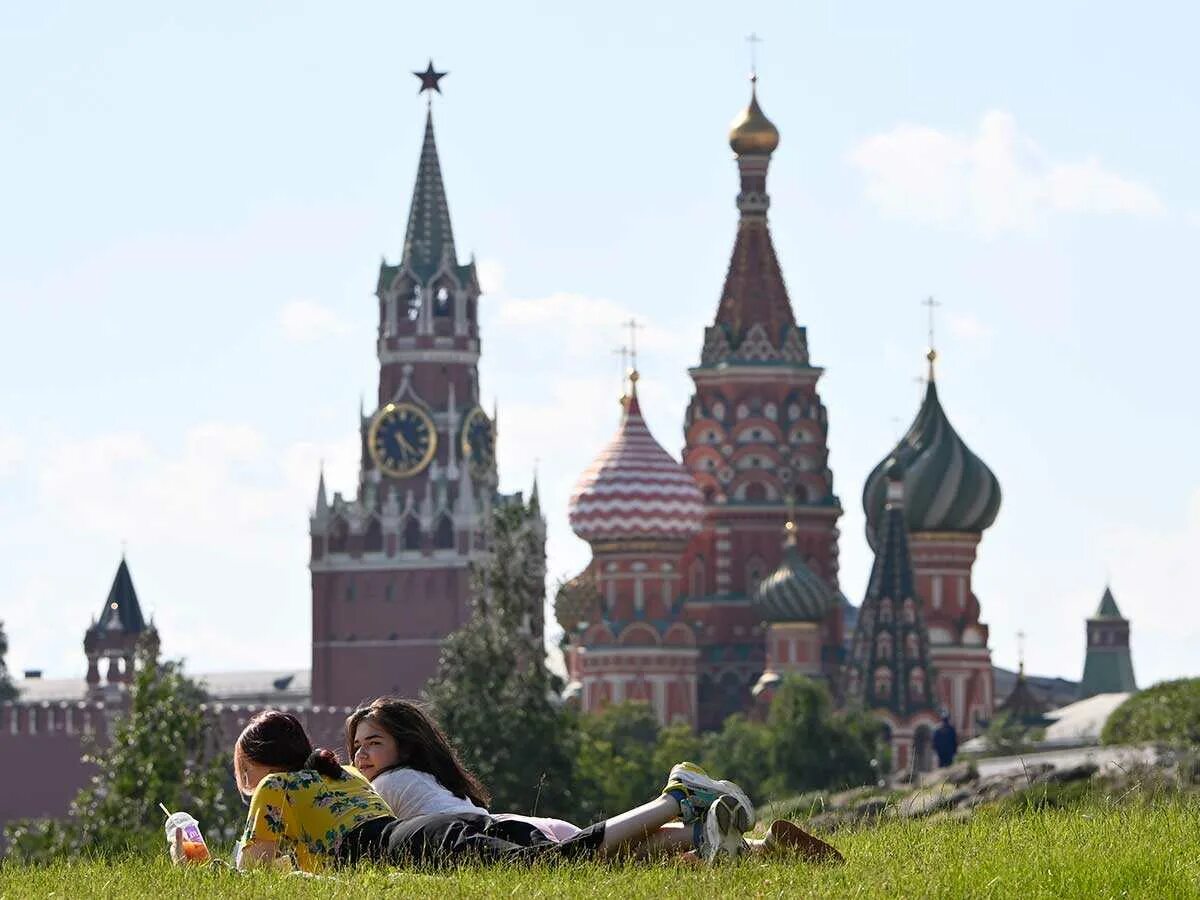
[2,2,1197,688]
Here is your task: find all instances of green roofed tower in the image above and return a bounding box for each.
[1079,587,1137,699]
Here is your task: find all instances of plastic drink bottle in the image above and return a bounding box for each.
[164,811,211,862]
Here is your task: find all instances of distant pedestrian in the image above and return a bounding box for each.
[932,713,958,768]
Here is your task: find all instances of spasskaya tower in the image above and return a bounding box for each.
[308,65,539,706]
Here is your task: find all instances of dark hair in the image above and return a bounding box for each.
[238,710,345,781]
[345,698,490,808]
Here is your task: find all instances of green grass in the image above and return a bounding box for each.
[3,799,1198,898]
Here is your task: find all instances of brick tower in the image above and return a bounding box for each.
[84,557,158,699]
[565,374,706,726]
[862,350,1001,736]
[680,76,844,729]
[310,69,511,706]
[1079,587,1137,699]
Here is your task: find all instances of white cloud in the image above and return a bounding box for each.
[0,435,25,476]
[849,110,1165,233]
[279,299,351,342]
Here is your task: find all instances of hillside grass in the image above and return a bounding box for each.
[2,798,1198,898]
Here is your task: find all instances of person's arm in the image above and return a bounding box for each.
[236,776,289,871]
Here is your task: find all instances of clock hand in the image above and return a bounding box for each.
[396,431,419,455]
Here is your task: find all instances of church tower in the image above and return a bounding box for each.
[862,348,1001,736]
[1079,587,1137,699]
[680,77,844,729]
[844,460,939,772]
[310,66,505,706]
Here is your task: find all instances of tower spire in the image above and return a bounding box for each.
[922,296,941,382]
[704,72,799,366]
[402,75,458,280]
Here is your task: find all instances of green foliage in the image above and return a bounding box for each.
[570,702,662,820]
[700,713,773,801]
[4,639,240,862]
[760,676,882,798]
[1102,678,1200,746]
[0,619,18,702]
[983,711,1040,756]
[426,499,579,819]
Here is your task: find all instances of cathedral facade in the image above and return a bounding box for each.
[563,77,1005,758]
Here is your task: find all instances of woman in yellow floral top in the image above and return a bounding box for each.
[233,710,392,871]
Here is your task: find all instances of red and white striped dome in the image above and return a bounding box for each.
[569,388,706,545]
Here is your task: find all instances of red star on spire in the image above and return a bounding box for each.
[413,60,447,95]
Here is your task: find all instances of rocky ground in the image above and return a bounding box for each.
[761,744,1198,833]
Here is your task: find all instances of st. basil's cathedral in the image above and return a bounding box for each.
[559,76,1003,768]
[0,65,1139,830]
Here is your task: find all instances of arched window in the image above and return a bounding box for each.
[363,517,383,552]
[328,517,349,554]
[905,632,920,659]
[407,284,422,321]
[744,482,767,502]
[403,516,421,551]
[434,514,454,549]
[874,666,893,696]
[434,286,452,317]
[876,632,893,659]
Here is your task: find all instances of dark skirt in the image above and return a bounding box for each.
[338,813,606,868]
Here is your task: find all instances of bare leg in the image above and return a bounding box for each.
[599,796,683,853]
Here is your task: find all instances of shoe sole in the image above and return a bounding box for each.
[765,819,845,864]
[702,795,752,863]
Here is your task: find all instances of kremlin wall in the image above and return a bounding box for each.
[0,73,1139,834]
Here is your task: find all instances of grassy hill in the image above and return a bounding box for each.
[2,797,1197,898]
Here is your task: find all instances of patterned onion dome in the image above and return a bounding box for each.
[569,383,705,545]
[863,360,1001,543]
[753,524,835,623]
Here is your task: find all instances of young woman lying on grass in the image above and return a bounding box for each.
[346,697,843,865]
[171,707,840,872]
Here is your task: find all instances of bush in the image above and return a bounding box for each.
[1101,679,1200,746]
[4,640,240,862]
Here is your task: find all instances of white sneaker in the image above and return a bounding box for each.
[664,762,756,828]
[700,794,752,863]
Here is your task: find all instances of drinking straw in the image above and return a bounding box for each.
[159,802,171,819]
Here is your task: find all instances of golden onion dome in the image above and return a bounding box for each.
[728,78,780,156]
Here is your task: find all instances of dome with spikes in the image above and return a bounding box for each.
[729,79,779,156]
[863,362,1001,541]
[753,525,835,623]
[569,382,705,546]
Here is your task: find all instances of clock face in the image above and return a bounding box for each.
[460,406,495,476]
[369,402,437,478]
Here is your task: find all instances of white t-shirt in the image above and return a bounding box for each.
[372,767,489,821]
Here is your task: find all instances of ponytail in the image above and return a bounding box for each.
[304,748,345,780]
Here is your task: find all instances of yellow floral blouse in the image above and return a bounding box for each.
[240,765,392,871]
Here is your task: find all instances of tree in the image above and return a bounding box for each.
[572,701,662,820]
[4,637,241,861]
[761,675,881,798]
[1102,678,1200,746]
[426,499,580,819]
[984,711,1041,756]
[0,620,17,701]
[701,713,774,802]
